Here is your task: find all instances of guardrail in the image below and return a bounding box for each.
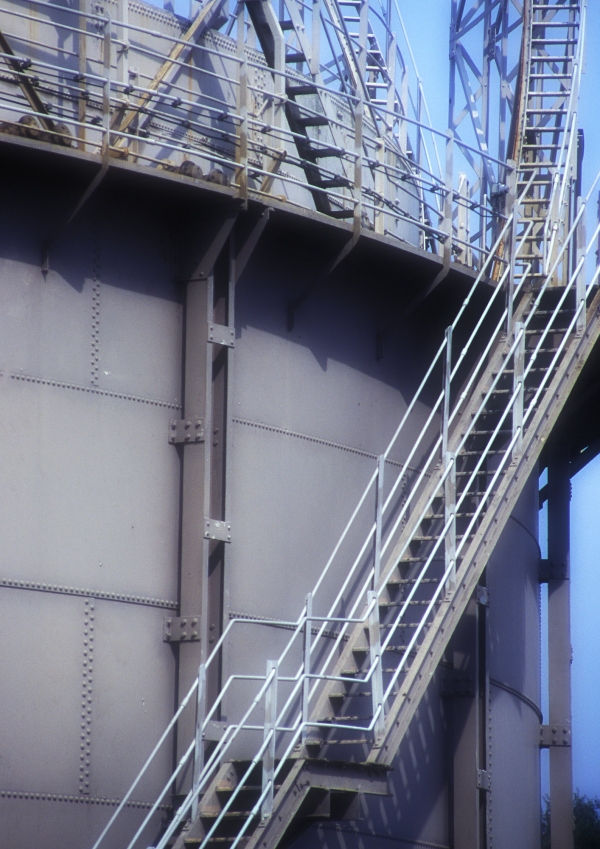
[0,0,511,267]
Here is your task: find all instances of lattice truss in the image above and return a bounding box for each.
[450,0,525,246]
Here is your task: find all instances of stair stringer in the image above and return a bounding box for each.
[369,287,600,766]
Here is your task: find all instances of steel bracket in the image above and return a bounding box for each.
[540,724,571,748]
[475,585,489,606]
[204,518,232,542]
[208,323,235,347]
[539,558,567,583]
[163,615,201,642]
[476,769,491,791]
[169,418,205,444]
[441,670,475,698]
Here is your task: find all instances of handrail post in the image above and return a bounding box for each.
[444,451,456,597]
[576,196,586,335]
[367,591,385,741]
[301,594,312,745]
[512,322,525,460]
[261,659,278,820]
[374,455,385,588]
[354,97,364,232]
[441,326,452,459]
[236,4,248,204]
[456,172,471,266]
[506,210,517,338]
[101,15,111,160]
[441,134,454,260]
[191,663,206,821]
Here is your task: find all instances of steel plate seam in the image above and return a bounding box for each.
[0,789,170,809]
[0,578,178,609]
[8,372,181,409]
[232,417,419,471]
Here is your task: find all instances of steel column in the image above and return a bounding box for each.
[175,209,238,786]
[446,589,489,849]
[546,440,574,849]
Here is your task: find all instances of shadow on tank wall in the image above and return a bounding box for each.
[0,135,499,420]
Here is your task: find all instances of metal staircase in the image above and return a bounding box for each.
[89,3,599,849]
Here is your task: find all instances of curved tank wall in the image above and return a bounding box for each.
[487,471,542,848]
[0,166,183,847]
[0,143,541,849]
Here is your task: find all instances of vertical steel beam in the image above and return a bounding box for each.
[176,209,238,789]
[547,440,574,849]
[447,590,489,849]
[206,248,231,711]
[447,597,478,848]
[176,269,211,788]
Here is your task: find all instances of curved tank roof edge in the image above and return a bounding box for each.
[0,131,482,292]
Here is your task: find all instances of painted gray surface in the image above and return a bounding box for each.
[0,111,542,849]
[488,472,542,849]
[0,173,182,847]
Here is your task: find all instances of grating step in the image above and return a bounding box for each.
[185,840,251,847]
[387,576,440,585]
[379,599,437,608]
[287,84,318,96]
[318,177,352,189]
[328,209,355,219]
[297,116,330,128]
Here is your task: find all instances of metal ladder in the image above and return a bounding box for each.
[516,0,582,286]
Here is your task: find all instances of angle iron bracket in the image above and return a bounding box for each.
[441,670,475,698]
[476,585,489,606]
[539,558,567,583]
[540,724,571,748]
[164,615,201,642]
[476,769,491,791]
[204,518,232,542]
[208,323,235,347]
[169,417,205,444]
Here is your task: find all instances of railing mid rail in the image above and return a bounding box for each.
[0,0,510,265]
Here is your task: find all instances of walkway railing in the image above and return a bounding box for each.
[0,0,510,265]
